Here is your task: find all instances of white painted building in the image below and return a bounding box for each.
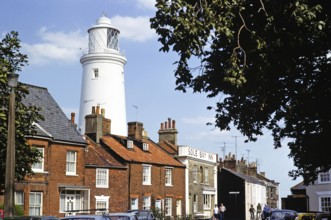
[176,145,218,218]
[78,15,127,136]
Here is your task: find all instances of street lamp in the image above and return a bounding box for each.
[4,72,19,217]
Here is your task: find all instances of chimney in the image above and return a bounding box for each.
[85,106,111,143]
[70,112,78,128]
[158,118,178,145]
[127,122,144,141]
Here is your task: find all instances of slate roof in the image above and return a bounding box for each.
[101,135,185,167]
[22,84,86,145]
[223,167,266,185]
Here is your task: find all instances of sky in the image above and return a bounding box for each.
[1,0,302,202]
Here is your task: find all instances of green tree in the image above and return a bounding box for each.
[0,31,43,191]
[150,0,331,184]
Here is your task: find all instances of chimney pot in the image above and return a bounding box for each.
[71,112,75,124]
[96,105,100,115]
[92,106,96,114]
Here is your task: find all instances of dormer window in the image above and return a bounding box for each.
[143,143,149,151]
[127,140,133,149]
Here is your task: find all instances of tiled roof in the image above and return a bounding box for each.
[85,143,126,168]
[158,141,177,155]
[101,135,185,167]
[22,84,86,144]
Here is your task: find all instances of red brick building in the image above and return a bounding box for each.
[84,108,187,218]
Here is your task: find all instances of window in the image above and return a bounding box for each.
[143,165,151,185]
[66,151,77,175]
[319,171,331,183]
[203,194,211,209]
[165,167,172,186]
[165,198,172,216]
[93,68,99,78]
[96,169,109,188]
[127,140,133,149]
[320,196,331,212]
[32,147,44,172]
[193,194,198,213]
[15,191,24,210]
[143,143,149,151]
[200,166,204,183]
[193,165,198,183]
[29,192,42,216]
[143,196,151,210]
[60,190,89,213]
[95,195,109,215]
[204,167,209,184]
[131,198,138,210]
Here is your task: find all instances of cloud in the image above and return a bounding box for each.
[137,0,156,10]
[21,15,155,66]
[22,27,87,66]
[111,15,156,42]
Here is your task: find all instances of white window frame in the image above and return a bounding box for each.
[318,170,331,184]
[66,151,77,175]
[320,196,331,212]
[131,198,138,210]
[29,192,43,216]
[15,191,24,209]
[143,196,151,210]
[143,164,151,185]
[203,194,211,210]
[193,194,198,213]
[95,195,109,215]
[165,197,172,216]
[165,167,173,186]
[96,168,109,188]
[32,147,44,172]
[59,189,90,213]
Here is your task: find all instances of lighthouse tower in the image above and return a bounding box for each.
[78,15,127,136]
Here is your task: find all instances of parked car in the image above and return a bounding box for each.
[315,212,331,220]
[61,213,138,220]
[4,216,59,220]
[296,212,324,220]
[60,215,110,220]
[126,210,155,220]
[266,209,298,220]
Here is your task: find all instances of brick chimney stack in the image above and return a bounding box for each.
[158,118,178,145]
[127,122,144,141]
[85,106,111,143]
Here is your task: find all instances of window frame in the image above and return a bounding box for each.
[66,151,77,176]
[143,196,151,210]
[193,165,198,183]
[32,147,44,173]
[142,164,152,185]
[95,195,109,215]
[318,170,331,184]
[165,167,173,186]
[96,168,109,188]
[203,194,211,210]
[29,192,43,216]
[204,167,209,185]
[165,197,172,216]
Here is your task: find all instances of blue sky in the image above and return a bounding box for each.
[1,0,302,200]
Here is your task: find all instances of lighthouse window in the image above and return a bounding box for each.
[93,68,99,78]
[107,29,119,50]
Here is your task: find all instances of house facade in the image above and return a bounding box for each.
[13,84,88,217]
[176,146,218,219]
[84,111,187,218]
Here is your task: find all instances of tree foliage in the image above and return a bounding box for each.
[150,0,331,184]
[0,31,43,191]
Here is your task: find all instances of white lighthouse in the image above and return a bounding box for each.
[78,15,127,136]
